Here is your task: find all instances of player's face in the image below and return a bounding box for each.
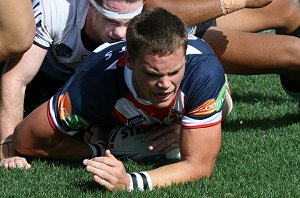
[129,46,186,108]
[90,0,143,43]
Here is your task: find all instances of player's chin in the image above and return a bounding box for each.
[151,94,175,108]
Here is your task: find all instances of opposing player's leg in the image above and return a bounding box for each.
[203,27,300,107]
[203,27,300,79]
[13,101,92,159]
[216,0,300,34]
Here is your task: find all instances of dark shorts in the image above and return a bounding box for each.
[194,19,217,38]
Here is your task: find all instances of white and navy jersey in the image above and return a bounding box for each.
[32,0,90,71]
[48,35,226,135]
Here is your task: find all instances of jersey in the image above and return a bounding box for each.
[48,35,226,136]
[32,0,90,80]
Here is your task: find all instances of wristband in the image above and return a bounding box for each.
[220,0,246,15]
[0,139,13,145]
[127,172,153,191]
[88,141,107,157]
[127,173,134,192]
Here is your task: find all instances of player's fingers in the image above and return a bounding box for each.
[0,160,9,169]
[145,127,168,141]
[93,174,115,191]
[146,122,180,142]
[151,136,178,152]
[86,164,116,184]
[0,157,30,170]
[148,130,178,149]
[105,150,116,160]
[14,158,31,169]
[161,142,179,154]
[84,158,116,174]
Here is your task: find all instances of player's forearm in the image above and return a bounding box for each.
[144,0,224,26]
[135,158,216,189]
[0,0,35,61]
[144,0,273,27]
[0,79,26,159]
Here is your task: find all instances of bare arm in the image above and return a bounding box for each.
[83,123,221,190]
[144,0,273,27]
[0,44,47,161]
[0,0,35,61]
[148,124,221,187]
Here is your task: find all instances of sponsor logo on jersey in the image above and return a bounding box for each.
[125,114,145,127]
[58,93,89,130]
[55,43,73,58]
[188,84,226,116]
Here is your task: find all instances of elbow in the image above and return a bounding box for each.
[200,161,216,178]
[0,26,35,61]
[184,157,217,180]
[6,37,34,59]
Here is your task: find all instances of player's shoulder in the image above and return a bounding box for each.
[33,0,87,37]
[187,34,215,55]
[80,41,127,70]
[181,35,225,94]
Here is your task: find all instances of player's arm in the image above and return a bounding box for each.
[144,0,273,27]
[0,44,47,165]
[146,124,221,187]
[0,0,35,61]
[83,124,221,191]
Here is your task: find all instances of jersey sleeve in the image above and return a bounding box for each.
[181,38,226,128]
[32,0,70,48]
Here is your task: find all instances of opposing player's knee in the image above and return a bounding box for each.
[275,0,300,32]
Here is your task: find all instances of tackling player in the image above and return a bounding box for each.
[0,0,145,169]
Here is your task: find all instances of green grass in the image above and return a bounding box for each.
[1,74,299,197]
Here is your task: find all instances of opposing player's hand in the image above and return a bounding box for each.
[145,122,180,154]
[245,0,272,8]
[0,157,31,169]
[83,150,129,191]
[0,140,31,169]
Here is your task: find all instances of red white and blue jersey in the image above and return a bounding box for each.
[48,35,226,135]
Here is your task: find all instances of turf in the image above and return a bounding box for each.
[0,74,299,197]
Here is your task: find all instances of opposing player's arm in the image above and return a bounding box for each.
[144,0,273,27]
[0,44,47,161]
[0,0,35,61]
[147,124,221,187]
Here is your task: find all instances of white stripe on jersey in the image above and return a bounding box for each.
[182,112,222,128]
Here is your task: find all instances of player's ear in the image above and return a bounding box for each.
[125,52,134,70]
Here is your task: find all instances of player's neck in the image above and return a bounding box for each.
[82,12,103,51]
[81,27,103,51]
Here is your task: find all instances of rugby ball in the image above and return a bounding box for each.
[108,126,180,160]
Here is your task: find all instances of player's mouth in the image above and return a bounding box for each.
[153,92,172,101]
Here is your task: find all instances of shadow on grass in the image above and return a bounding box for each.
[222,112,299,132]
[231,91,291,105]
[75,180,107,193]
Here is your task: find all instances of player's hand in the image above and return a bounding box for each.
[245,0,272,8]
[0,140,31,169]
[145,122,180,154]
[0,157,31,169]
[83,150,129,191]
